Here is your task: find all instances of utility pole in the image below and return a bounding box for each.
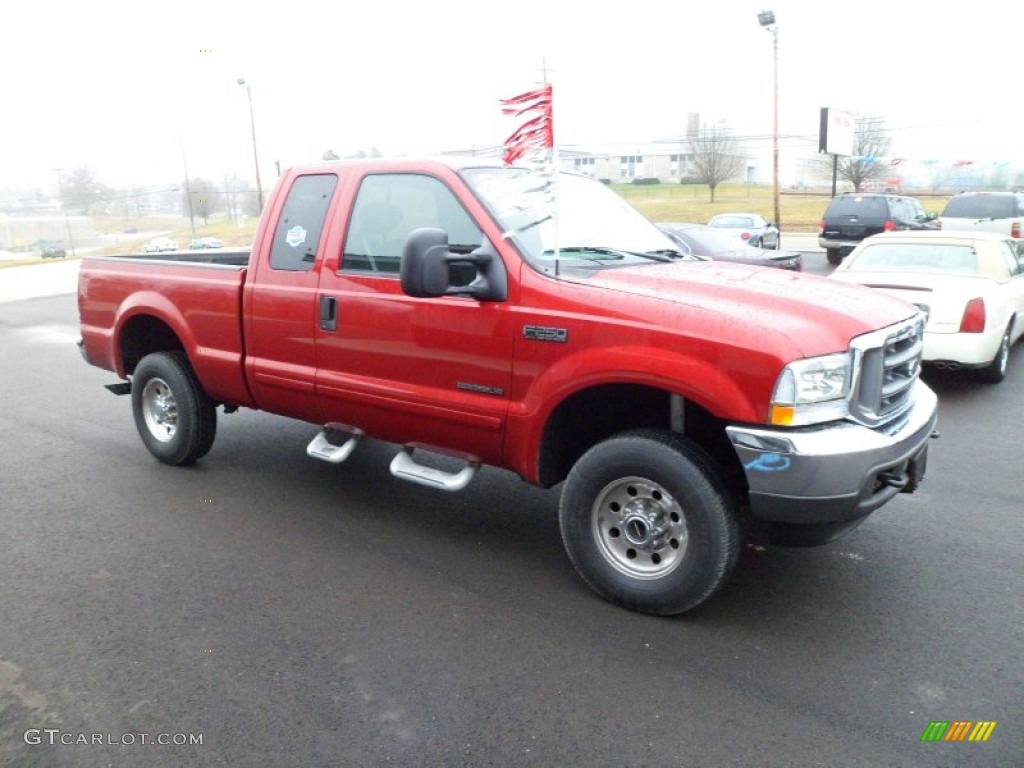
[53,169,77,258]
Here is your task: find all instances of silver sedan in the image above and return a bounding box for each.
[707,212,780,249]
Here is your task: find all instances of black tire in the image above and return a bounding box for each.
[131,351,217,465]
[558,429,741,616]
[826,248,843,266]
[978,323,1013,383]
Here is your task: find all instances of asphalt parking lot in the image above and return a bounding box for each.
[0,258,1020,767]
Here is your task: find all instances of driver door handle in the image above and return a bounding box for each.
[318,296,337,332]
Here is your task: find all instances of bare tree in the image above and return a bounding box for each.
[828,115,892,192]
[185,179,221,225]
[688,125,746,202]
[62,166,109,214]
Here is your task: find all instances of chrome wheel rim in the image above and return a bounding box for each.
[141,378,178,442]
[591,476,688,580]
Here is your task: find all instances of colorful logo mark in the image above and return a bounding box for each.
[920,721,997,742]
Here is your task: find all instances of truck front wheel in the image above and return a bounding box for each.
[559,429,741,616]
[131,351,217,465]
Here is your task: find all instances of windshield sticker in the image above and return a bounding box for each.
[285,225,307,248]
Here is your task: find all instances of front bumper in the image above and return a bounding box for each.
[726,380,938,538]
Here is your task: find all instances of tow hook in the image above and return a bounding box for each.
[878,469,909,491]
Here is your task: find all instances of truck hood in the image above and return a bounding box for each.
[576,261,920,357]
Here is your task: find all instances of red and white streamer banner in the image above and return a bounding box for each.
[500,83,553,165]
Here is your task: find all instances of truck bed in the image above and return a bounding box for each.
[78,253,253,407]
[113,249,251,266]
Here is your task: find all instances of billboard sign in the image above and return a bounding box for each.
[819,108,856,156]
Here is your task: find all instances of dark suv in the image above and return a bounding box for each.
[818,193,937,265]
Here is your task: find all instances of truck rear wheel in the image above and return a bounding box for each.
[131,351,217,465]
[558,429,741,616]
[826,248,842,266]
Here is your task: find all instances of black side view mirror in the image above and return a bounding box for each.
[400,228,508,302]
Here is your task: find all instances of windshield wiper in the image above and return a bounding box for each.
[644,248,687,261]
[543,246,675,263]
[504,214,552,237]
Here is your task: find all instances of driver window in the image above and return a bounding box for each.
[342,173,483,276]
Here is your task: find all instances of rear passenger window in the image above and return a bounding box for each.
[942,194,1015,219]
[269,174,338,271]
[998,241,1022,276]
[342,174,482,275]
[825,196,887,217]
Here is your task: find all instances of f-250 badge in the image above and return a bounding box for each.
[523,325,568,343]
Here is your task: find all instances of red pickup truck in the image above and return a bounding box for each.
[78,158,938,615]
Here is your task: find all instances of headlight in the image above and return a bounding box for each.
[769,352,851,426]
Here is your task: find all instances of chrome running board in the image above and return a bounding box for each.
[389,445,480,491]
[306,424,364,464]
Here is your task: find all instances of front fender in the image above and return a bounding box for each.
[504,344,776,484]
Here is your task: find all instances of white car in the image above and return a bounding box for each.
[830,231,1024,382]
[143,238,179,253]
[706,212,780,249]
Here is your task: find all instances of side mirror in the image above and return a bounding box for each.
[400,228,508,302]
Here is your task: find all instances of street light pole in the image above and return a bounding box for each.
[237,77,265,211]
[758,10,781,234]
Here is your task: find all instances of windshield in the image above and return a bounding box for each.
[677,227,749,254]
[460,167,681,270]
[710,215,756,228]
[847,243,979,275]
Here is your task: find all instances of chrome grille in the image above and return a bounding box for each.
[849,315,925,428]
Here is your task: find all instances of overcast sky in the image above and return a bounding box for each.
[3,0,1022,194]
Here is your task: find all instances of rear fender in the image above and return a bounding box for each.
[113,292,196,377]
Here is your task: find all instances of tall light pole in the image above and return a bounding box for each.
[52,168,77,258]
[758,10,780,234]
[237,77,265,211]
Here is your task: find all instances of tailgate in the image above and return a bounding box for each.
[78,256,253,407]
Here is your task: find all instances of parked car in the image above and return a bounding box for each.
[707,212,779,249]
[818,193,938,266]
[189,237,224,250]
[830,230,1024,382]
[41,245,67,259]
[143,238,179,253]
[656,222,802,270]
[939,191,1024,239]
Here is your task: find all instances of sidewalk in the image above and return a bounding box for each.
[780,233,822,252]
[0,259,82,304]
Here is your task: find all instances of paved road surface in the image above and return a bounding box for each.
[0,272,1020,766]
